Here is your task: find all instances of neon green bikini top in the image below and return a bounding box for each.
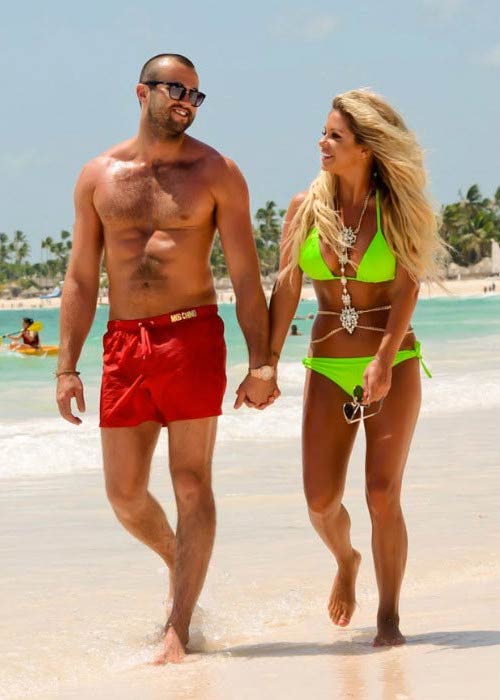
[298,190,396,283]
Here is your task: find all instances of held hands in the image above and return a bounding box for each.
[234,374,281,410]
[362,357,392,405]
[56,374,86,425]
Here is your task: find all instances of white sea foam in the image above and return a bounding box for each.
[0,418,102,479]
[2,356,500,481]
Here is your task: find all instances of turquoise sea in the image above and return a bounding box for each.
[2,296,500,699]
[1,295,499,478]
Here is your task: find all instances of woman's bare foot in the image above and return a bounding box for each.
[328,549,361,627]
[152,624,189,664]
[373,615,406,647]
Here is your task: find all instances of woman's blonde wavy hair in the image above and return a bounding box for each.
[281,89,445,282]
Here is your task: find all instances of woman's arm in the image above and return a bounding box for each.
[269,193,306,367]
[363,263,419,404]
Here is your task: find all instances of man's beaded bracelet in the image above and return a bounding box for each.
[54,369,81,378]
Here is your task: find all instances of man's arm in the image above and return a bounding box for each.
[213,157,279,408]
[56,161,104,424]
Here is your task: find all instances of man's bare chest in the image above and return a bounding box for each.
[94,162,214,229]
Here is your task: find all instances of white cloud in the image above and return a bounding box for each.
[302,15,337,41]
[481,44,500,67]
[271,12,337,41]
[0,150,38,176]
[421,0,465,20]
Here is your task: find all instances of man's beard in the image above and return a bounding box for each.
[146,104,194,141]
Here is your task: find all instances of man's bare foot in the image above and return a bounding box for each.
[373,615,406,647]
[152,624,188,664]
[328,549,361,627]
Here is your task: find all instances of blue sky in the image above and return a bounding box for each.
[0,0,498,258]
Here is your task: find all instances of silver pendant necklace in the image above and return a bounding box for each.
[338,190,372,334]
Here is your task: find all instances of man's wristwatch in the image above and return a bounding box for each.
[249,365,275,381]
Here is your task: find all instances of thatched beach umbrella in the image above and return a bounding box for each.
[20,286,40,298]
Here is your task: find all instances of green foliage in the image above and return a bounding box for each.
[254,201,286,275]
[41,230,72,277]
[210,234,228,279]
[440,185,500,266]
[0,230,31,282]
[0,229,69,286]
[3,188,498,289]
[210,200,286,278]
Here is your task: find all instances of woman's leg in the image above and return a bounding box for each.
[364,357,421,646]
[303,369,361,626]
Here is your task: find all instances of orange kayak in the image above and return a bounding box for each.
[11,344,59,356]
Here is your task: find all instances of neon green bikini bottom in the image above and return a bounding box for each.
[302,341,431,397]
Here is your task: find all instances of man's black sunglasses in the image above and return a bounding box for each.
[143,81,206,107]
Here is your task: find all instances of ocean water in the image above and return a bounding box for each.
[1,298,500,699]
[1,295,499,479]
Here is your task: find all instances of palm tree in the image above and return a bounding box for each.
[41,231,72,276]
[0,232,11,264]
[440,185,500,265]
[494,187,500,209]
[254,201,286,274]
[9,230,30,266]
[0,232,11,283]
[210,234,228,278]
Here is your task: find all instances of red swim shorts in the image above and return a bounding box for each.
[99,305,227,428]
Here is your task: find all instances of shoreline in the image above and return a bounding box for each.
[1,407,499,699]
[0,276,498,311]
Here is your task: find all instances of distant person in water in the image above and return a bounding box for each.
[7,318,40,349]
[289,324,302,336]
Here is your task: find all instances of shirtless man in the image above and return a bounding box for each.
[56,53,278,664]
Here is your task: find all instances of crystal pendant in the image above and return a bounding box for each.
[341,226,357,247]
[340,306,359,334]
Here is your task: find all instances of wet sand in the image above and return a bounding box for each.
[1,408,499,699]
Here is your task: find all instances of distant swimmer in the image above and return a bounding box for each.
[292,312,315,320]
[289,324,302,336]
[6,317,41,350]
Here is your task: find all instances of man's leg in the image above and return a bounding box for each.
[101,421,176,596]
[154,416,218,664]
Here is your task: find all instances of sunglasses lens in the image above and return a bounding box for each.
[191,91,205,107]
[343,403,356,421]
[353,385,364,402]
[169,85,185,100]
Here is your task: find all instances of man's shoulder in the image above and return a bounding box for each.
[99,137,137,161]
[76,139,136,189]
[81,139,135,174]
[187,137,240,175]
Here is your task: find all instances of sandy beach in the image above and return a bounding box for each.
[1,405,499,699]
[0,275,498,310]
[2,291,500,698]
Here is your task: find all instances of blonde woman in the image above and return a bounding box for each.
[269,90,444,646]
